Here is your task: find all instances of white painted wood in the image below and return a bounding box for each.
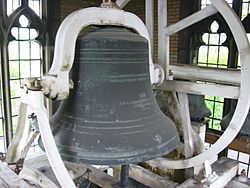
[22,91,75,188]
[20,167,59,188]
[24,154,119,188]
[170,64,240,86]
[176,178,203,187]
[157,80,240,99]
[226,177,250,188]
[116,0,131,8]
[153,158,238,188]
[158,0,169,79]
[129,164,178,188]
[6,102,30,163]
[165,5,218,36]
[145,0,154,57]
[205,158,238,188]
[191,123,213,177]
[153,0,250,169]
[44,7,157,100]
[178,93,194,158]
[177,98,213,178]
[0,161,38,188]
[192,122,206,142]
[65,162,120,188]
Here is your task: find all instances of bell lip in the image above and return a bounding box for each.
[44,113,181,165]
[58,134,180,165]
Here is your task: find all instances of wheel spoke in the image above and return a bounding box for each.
[165,5,218,36]
[116,0,131,8]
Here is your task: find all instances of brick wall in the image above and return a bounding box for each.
[60,0,100,20]
[59,0,180,64]
[168,0,180,64]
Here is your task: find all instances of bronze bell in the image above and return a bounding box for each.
[46,27,179,165]
[188,94,211,122]
[221,100,250,135]
[155,92,211,122]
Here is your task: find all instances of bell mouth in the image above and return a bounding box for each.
[50,114,179,165]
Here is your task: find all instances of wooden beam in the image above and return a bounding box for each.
[24,154,120,188]
[129,164,178,188]
[116,0,131,8]
[205,129,250,155]
[0,161,39,187]
[206,157,238,188]
[176,178,203,187]
[170,64,240,86]
[65,162,120,188]
[177,157,238,188]
[20,167,59,188]
[155,80,240,99]
[226,176,250,188]
[165,5,218,36]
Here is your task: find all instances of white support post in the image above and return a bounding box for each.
[177,93,194,158]
[146,0,154,57]
[5,102,30,163]
[158,0,169,79]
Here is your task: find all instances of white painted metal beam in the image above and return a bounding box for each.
[158,0,169,79]
[156,80,240,99]
[165,5,218,36]
[178,93,194,158]
[145,0,154,57]
[170,64,241,86]
[116,0,131,8]
[44,7,159,100]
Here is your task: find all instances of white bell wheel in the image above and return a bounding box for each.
[154,0,250,169]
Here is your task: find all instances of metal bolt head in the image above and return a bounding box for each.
[100,0,120,9]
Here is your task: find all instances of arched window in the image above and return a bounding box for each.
[197,21,229,130]
[0,0,45,152]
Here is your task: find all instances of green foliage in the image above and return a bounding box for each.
[205,96,224,130]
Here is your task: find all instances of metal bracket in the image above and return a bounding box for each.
[41,7,163,100]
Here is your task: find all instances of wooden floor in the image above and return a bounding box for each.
[0,155,250,188]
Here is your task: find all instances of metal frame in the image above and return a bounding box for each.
[38,7,164,100]
[150,0,250,169]
[3,0,250,186]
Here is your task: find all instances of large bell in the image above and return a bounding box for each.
[155,92,211,122]
[221,100,250,135]
[188,94,211,122]
[48,27,179,165]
